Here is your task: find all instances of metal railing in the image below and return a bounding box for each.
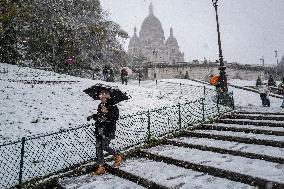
[0,85,234,189]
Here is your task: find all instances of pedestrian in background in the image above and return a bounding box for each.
[267,74,277,87]
[256,76,262,89]
[278,77,284,108]
[259,84,270,107]
[121,68,128,85]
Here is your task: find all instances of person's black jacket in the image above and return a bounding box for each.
[268,76,276,87]
[88,100,119,139]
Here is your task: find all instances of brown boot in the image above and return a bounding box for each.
[91,165,106,176]
[114,154,122,168]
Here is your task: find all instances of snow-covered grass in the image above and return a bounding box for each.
[0,63,232,143]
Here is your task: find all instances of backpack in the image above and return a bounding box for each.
[209,75,220,86]
[278,83,284,95]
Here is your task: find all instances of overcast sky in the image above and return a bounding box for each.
[100,0,284,65]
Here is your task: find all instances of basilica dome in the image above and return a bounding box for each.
[139,3,165,42]
[129,27,140,47]
[166,28,178,47]
[127,3,184,63]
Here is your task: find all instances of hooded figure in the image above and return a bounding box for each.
[87,89,122,175]
[256,76,262,89]
[278,77,284,108]
[267,75,277,87]
[259,84,270,107]
[120,68,128,85]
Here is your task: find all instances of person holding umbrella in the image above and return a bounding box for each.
[120,67,132,85]
[85,85,126,175]
[120,68,128,85]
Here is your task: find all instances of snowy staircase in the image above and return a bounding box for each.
[58,111,284,189]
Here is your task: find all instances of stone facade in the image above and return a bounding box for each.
[128,3,184,64]
[146,63,266,81]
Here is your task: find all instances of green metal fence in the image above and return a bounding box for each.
[0,85,234,189]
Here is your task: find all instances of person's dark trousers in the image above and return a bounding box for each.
[121,77,127,85]
[260,93,269,106]
[96,127,117,165]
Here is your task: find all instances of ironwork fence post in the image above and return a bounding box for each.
[203,86,206,97]
[231,91,235,110]
[180,83,182,94]
[19,137,26,189]
[217,94,220,114]
[178,103,181,129]
[202,98,205,122]
[147,110,151,142]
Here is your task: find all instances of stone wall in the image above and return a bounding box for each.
[146,63,267,81]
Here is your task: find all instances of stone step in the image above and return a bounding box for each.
[136,146,284,189]
[224,114,284,121]
[58,170,147,189]
[118,157,255,189]
[217,118,284,128]
[163,139,284,164]
[182,130,284,148]
[233,111,284,116]
[105,164,169,189]
[199,124,284,136]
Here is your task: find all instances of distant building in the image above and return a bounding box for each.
[128,3,184,64]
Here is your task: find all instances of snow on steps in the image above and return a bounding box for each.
[198,123,284,136]
[59,171,147,189]
[119,158,255,189]
[183,129,284,148]
[134,149,284,189]
[217,118,284,127]
[234,111,284,116]
[223,114,284,121]
[167,137,284,164]
[56,111,284,189]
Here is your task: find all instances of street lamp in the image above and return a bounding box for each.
[260,57,264,67]
[212,0,228,93]
[275,50,279,66]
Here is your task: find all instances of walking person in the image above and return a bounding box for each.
[278,77,284,108]
[267,74,277,87]
[256,76,262,89]
[87,89,122,175]
[259,84,270,107]
[138,71,143,85]
[101,67,108,81]
[121,68,128,85]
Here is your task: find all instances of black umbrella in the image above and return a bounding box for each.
[83,83,129,104]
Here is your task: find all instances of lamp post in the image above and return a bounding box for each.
[275,50,279,79]
[212,0,228,93]
[275,50,279,66]
[260,57,264,67]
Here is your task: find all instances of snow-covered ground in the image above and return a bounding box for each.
[1,63,283,143]
[0,64,208,143]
